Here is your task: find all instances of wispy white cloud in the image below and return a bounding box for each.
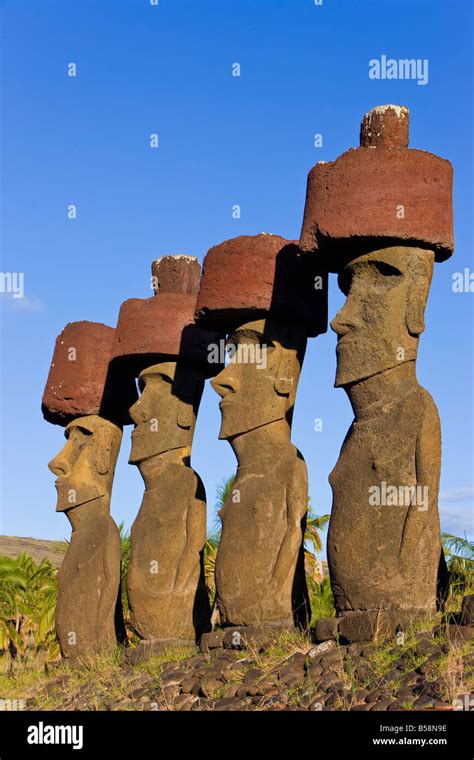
[0,294,44,312]
[439,485,474,503]
[439,503,473,538]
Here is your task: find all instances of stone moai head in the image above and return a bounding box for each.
[196,234,328,440]
[128,360,204,464]
[332,246,434,387]
[211,317,307,440]
[49,415,122,512]
[299,104,454,385]
[42,321,135,514]
[111,255,223,472]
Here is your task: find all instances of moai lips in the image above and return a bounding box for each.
[299,104,454,266]
[196,234,328,631]
[301,107,453,642]
[111,256,215,649]
[42,321,127,659]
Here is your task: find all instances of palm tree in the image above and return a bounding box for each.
[203,534,219,608]
[0,553,59,660]
[215,475,235,519]
[442,532,474,597]
[304,511,330,584]
[0,556,26,654]
[308,576,335,623]
[203,476,236,626]
[305,512,330,554]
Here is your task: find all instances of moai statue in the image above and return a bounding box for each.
[110,256,221,652]
[195,234,328,631]
[42,321,136,658]
[299,105,454,642]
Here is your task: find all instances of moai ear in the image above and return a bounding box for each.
[94,427,111,475]
[174,371,197,429]
[274,376,293,396]
[177,402,193,429]
[405,253,434,336]
[274,351,293,396]
[273,340,297,397]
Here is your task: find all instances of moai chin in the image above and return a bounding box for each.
[42,321,134,659]
[195,234,328,630]
[111,256,222,647]
[300,106,454,642]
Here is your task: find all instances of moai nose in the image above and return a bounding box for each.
[128,398,144,425]
[48,453,69,477]
[330,313,345,335]
[360,104,409,149]
[210,369,239,398]
[330,310,356,337]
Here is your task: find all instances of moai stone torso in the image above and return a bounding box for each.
[42,321,133,658]
[49,415,123,658]
[195,234,328,631]
[299,105,454,640]
[212,318,309,628]
[126,360,210,642]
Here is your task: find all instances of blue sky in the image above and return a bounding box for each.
[0,0,472,553]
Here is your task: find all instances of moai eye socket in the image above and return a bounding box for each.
[157,372,173,384]
[370,260,403,292]
[66,426,93,443]
[224,340,237,366]
[337,269,353,296]
[373,260,403,278]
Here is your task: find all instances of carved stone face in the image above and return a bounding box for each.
[331,246,434,387]
[128,360,204,464]
[48,415,122,512]
[211,318,306,440]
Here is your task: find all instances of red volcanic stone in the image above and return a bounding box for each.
[360,104,409,148]
[194,234,327,337]
[42,321,136,426]
[151,255,201,296]
[111,294,222,377]
[299,147,454,266]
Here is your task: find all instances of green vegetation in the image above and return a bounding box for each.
[442,532,474,600]
[0,553,59,662]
